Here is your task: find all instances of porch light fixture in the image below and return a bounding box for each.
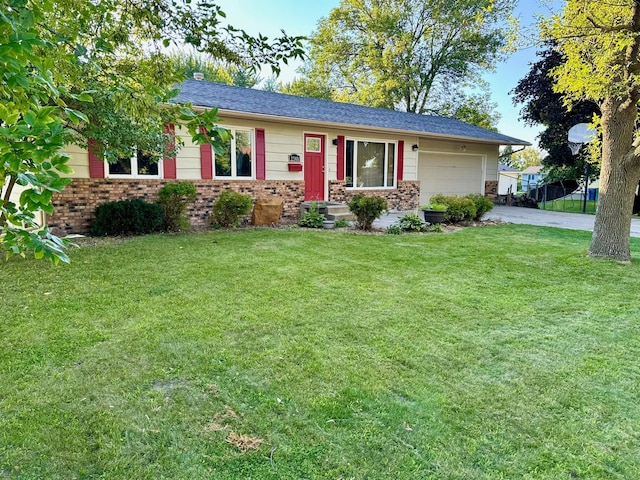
[412,144,419,151]
[332,138,339,146]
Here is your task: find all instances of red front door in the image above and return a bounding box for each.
[304,134,325,201]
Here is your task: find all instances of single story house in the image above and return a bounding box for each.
[48,79,529,233]
[520,165,545,193]
[498,163,519,195]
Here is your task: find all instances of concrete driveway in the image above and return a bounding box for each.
[485,205,640,238]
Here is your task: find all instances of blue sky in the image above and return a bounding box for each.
[216,0,562,148]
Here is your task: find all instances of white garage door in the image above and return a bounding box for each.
[418,152,485,205]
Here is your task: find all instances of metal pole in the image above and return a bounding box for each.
[582,163,590,213]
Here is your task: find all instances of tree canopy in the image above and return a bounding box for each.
[167,52,262,87]
[0,0,303,263]
[283,0,513,128]
[512,44,599,179]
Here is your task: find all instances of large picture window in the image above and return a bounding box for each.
[215,128,253,178]
[108,149,161,178]
[345,139,395,188]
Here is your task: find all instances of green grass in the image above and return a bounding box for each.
[541,198,598,214]
[2,226,640,479]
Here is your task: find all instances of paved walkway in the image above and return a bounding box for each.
[485,206,640,237]
[374,206,640,237]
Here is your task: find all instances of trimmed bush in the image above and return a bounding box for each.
[92,199,163,236]
[157,182,197,232]
[211,189,252,228]
[430,194,476,223]
[298,202,326,228]
[465,193,494,220]
[348,194,387,231]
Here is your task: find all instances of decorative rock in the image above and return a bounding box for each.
[252,197,284,225]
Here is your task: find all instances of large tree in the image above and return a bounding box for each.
[167,52,262,87]
[0,0,303,263]
[284,0,512,128]
[545,0,640,262]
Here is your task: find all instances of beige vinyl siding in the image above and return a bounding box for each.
[62,143,90,178]
[175,125,203,179]
[56,116,493,186]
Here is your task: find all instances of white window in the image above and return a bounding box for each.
[215,128,254,178]
[345,139,396,188]
[107,149,162,178]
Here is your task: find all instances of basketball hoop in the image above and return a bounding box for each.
[568,141,582,155]
[567,123,596,156]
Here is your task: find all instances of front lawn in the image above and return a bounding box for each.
[2,226,640,479]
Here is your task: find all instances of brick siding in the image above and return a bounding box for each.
[49,179,305,234]
[329,180,421,211]
[49,179,423,234]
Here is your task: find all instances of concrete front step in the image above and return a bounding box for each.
[300,201,356,222]
[326,212,355,221]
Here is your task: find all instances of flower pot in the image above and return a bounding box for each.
[322,220,335,229]
[422,209,446,224]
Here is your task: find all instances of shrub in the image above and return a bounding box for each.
[398,213,428,232]
[92,199,163,236]
[334,218,350,228]
[385,224,403,235]
[211,189,252,228]
[157,182,197,232]
[430,194,476,223]
[420,203,447,211]
[348,195,387,231]
[298,202,326,228]
[465,193,494,220]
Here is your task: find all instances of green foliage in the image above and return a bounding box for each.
[157,182,197,232]
[295,0,512,126]
[430,194,477,223]
[439,92,501,131]
[385,224,403,235]
[348,195,387,231]
[166,51,261,87]
[92,199,163,236]
[280,70,334,100]
[211,189,252,228]
[543,1,640,261]
[398,213,428,232]
[0,0,304,264]
[465,194,494,220]
[420,203,448,211]
[0,0,77,263]
[334,218,350,228]
[298,202,326,228]
[511,44,599,172]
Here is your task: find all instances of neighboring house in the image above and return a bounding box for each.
[49,79,529,233]
[520,165,546,193]
[498,163,519,195]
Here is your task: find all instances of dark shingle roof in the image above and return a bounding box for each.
[174,80,530,146]
[499,163,520,172]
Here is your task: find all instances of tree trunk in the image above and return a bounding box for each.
[0,174,17,228]
[589,98,640,262]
